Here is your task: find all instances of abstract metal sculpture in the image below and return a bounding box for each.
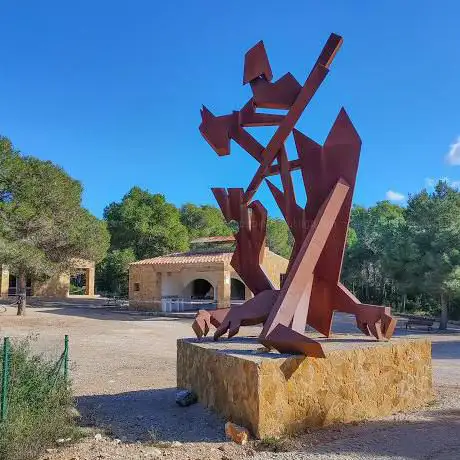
[193,34,397,356]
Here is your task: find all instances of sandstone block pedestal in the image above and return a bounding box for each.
[177,335,432,438]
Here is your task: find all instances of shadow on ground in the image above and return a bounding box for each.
[432,340,460,359]
[77,388,460,459]
[77,388,226,443]
[29,302,460,337]
[35,305,186,322]
[286,405,460,460]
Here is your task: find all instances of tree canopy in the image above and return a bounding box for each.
[405,182,460,328]
[180,203,232,240]
[266,218,293,259]
[3,133,458,326]
[104,187,189,259]
[95,248,136,297]
[342,182,460,328]
[0,136,110,313]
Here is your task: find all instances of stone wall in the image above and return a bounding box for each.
[33,273,70,297]
[216,269,231,309]
[1,260,95,299]
[129,265,162,310]
[128,248,289,311]
[0,265,9,298]
[261,249,289,289]
[177,336,433,438]
[33,260,95,297]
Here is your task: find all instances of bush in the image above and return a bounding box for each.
[0,338,77,460]
[69,284,86,295]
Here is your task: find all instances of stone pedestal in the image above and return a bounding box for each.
[177,335,432,438]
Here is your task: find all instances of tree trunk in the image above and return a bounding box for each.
[402,293,406,313]
[439,292,448,330]
[17,272,27,316]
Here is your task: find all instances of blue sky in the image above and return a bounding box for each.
[1,1,459,218]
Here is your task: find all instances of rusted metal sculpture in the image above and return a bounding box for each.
[193,34,397,356]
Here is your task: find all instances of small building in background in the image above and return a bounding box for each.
[0,259,96,299]
[128,236,289,311]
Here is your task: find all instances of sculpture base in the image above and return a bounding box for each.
[177,335,432,438]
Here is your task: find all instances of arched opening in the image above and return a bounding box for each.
[190,279,214,300]
[231,278,245,301]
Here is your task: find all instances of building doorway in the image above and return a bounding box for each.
[8,274,32,296]
[8,274,17,296]
[231,278,245,301]
[70,269,88,295]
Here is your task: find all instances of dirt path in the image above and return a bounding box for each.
[0,304,458,459]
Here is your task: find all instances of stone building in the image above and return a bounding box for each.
[0,259,96,299]
[128,236,289,311]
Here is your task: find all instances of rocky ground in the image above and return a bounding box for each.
[40,385,460,460]
[0,303,458,460]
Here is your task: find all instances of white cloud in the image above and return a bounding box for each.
[386,190,406,202]
[450,180,460,189]
[445,137,460,165]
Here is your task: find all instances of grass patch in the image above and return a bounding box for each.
[255,436,290,452]
[0,337,78,460]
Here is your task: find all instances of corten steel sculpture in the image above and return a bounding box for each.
[193,34,397,356]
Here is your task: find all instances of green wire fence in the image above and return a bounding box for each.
[1,337,10,422]
[0,334,69,423]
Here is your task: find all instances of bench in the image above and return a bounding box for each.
[405,319,434,331]
[104,297,122,306]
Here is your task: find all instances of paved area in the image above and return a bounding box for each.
[0,303,458,459]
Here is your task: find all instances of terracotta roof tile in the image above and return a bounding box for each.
[130,251,233,266]
[190,236,235,244]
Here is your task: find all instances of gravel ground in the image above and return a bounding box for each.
[0,303,458,460]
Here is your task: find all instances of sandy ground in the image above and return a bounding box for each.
[0,303,459,460]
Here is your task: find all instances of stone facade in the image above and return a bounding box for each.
[177,336,433,438]
[0,259,96,299]
[261,249,290,289]
[129,247,289,311]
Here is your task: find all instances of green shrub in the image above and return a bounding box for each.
[0,338,77,460]
[69,284,86,295]
[256,436,290,452]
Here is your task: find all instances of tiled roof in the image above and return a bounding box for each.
[190,236,235,244]
[130,251,233,266]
